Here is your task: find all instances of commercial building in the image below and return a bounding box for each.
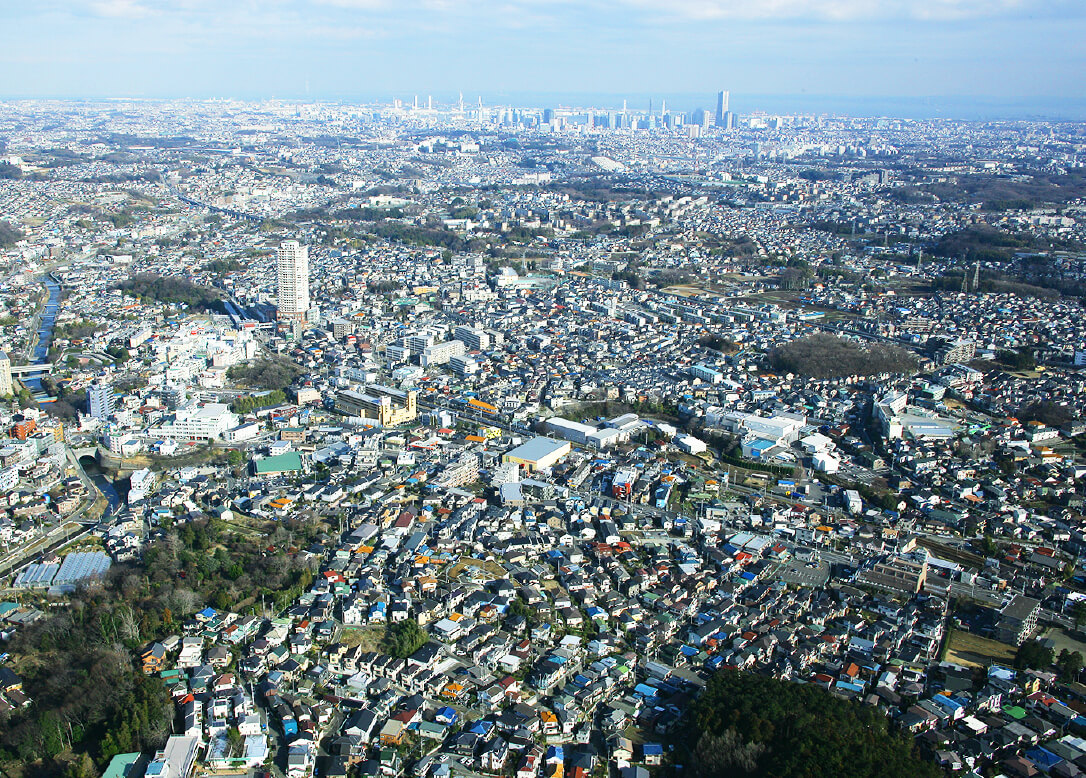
[276,240,310,322]
[856,554,928,596]
[612,468,637,498]
[334,385,418,426]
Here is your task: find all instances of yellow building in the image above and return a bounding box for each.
[334,385,418,426]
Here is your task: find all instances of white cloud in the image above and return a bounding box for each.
[88,0,153,17]
[312,0,390,9]
[381,0,1056,23]
[605,0,1041,22]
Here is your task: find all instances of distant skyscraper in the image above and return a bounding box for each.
[716,90,730,125]
[87,379,114,420]
[277,240,310,322]
[542,108,555,125]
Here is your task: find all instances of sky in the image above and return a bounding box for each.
[1,0,1085,117]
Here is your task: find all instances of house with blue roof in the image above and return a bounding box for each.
[641,744,664,766]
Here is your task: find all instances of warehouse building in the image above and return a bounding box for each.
[502,437,571,473]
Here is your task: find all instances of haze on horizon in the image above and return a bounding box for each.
[2,0,1085,118]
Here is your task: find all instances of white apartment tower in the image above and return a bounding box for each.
[87,379,114,420]
[277,240,310,322]
[0,351,12,397]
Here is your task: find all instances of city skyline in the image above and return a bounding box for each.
[2,1,1085,118]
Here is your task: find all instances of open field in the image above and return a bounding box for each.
[945,629,1015,669]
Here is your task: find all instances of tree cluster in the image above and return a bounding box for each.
[0,220,24,247]
[203,258,242,274]
[769,334,918,379]
[231,389,286,415]
[382,619,429,658]
[697,334,738,353]
[996,347,1036,371]
[115,273,223,311]
[680,670,938,778]
[226,358,301,391]
[1018,400,1074,429]
[1014,639,1054,671]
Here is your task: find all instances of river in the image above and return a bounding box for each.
[23,274,62,395]
[26,275,122,518]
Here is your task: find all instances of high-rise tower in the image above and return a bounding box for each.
[277,240,310,322]
[716,90,730,125]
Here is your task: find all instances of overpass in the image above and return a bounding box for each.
[10,363,54,376]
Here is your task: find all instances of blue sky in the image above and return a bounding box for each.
[2,1,1084,113]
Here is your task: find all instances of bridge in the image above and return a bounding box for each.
[10,363,54,376]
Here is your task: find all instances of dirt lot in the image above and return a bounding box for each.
[1041,627,1086,658]
[447,556,507,580]
[945,629,1016,669]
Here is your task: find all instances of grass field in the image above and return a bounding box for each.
[945,629,1015,669]
[341,624,386,652]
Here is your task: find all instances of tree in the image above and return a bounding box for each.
[1057,649,1084,680]
[65,753,97,778]
[996,347,1036,371]
[1014,640,1054,671]
[226,726,243,757]
[382,619,428,658]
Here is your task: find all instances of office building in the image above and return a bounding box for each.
[276,240,310,322]
[715,90,729,125]
[88,379,115,420]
